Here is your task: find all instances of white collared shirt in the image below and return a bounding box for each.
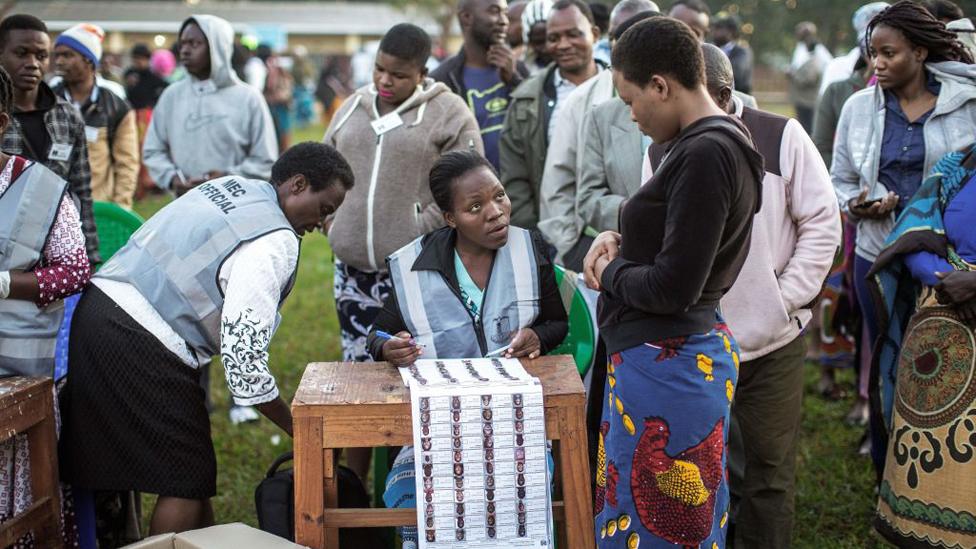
[547,69,578,142]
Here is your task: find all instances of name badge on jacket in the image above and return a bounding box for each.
[371,112,404,137]
[48,143,72,162]
[84,126,99,143]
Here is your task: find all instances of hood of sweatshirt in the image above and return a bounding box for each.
[926,61,976,114]
[331,78,454,131]
[672,115,765,213]
[180,14,239,89]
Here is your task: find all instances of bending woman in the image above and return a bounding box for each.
[584,18,762,548]
[59,143,353,534]
[869,144,976,549]
[367,150,567,547]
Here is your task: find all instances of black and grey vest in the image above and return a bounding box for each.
[95,177,298,358]
[387,227,541,357]
[0,162,69,376]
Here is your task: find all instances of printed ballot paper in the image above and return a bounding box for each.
[401,358,553,548]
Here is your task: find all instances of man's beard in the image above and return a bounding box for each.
[472,24,498,50]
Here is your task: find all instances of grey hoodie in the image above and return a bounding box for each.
[142,15,277,189]
[831,61,976,261]
[325,79,483,272]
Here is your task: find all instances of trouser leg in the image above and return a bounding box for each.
[731,336,807,549]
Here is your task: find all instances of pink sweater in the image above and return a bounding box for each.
[644,101,841,361]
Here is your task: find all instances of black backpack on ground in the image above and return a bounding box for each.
[255,451,388,547]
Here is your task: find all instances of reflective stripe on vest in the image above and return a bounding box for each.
[0,163,69,377]
[388,227,540,358]
[95,177,297,358]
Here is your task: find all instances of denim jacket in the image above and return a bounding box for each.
[831,61,976,261]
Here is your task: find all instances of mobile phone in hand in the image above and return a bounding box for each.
[853,198,883,210]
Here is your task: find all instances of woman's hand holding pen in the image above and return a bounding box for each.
[502,328,541,359]
[380,330,423,366]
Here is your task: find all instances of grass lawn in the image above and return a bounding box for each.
[130,121,887,547]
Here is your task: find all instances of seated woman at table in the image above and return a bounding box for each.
[367,150,567,547]
[366,149,567,364]
[869,144,976,549]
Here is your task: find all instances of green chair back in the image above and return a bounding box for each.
[548,264,596,376]
[93,201,144,267]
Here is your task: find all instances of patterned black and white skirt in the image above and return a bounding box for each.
[59,285,216,499]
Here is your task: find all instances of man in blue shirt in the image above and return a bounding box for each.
[432,0,530,169]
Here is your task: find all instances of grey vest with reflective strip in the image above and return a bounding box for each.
[387,227,540,358]
[0,163,69,377]
[96,177,298,358]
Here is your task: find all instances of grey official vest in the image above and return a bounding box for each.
[96,177,298,358]
[0,163,69,377]
[387,227,540,358]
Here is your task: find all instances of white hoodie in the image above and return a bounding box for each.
[142,15,278,189]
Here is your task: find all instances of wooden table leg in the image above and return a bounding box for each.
[558,403,594,549]
[323,448,339,549]
[295,416,325,548]
[27,390,61,548]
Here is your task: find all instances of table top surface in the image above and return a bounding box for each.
[294,355,584,408]
[0,376,52,410]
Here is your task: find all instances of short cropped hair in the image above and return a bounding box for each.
[612,16,704,89]
[272,142,355,191]
[0,14,48,50]
[552,0,596,26]
[589,2,610,33]
[611,10,659,41]
[670,0,710,15]
[429,150,496,212]
[701,42,733,96]
[379,23,432,68]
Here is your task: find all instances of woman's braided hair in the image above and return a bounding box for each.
[0,66,12,115]
[866,0,974,64]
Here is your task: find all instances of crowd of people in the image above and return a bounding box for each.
[1,0,976,547]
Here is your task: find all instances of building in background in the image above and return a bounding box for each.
[17,1,458,56]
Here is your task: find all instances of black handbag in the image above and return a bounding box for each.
[255,451,388,546]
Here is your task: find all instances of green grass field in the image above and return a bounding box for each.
[130,122,888,547]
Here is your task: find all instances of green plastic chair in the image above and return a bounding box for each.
[548,264,596,376]
[93,201,144,267]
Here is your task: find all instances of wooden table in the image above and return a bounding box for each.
[0,377,62,548]
[293,355,594,549]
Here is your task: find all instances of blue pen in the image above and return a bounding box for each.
[375,330,426,347]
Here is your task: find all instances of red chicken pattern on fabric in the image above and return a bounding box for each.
[630,416,725,545]
[645,336,689,362]
[606,461,620,508]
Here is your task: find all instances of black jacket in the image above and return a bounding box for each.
[51,82,132,151]
[430,48,530,101]
[367,227,568,361]
[727,44,754,95]
[598,115,764,353]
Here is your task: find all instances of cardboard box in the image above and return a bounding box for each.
[123,523,308,549]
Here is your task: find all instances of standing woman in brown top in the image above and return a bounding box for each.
[323,23,483,482]
[583,17,762,548]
